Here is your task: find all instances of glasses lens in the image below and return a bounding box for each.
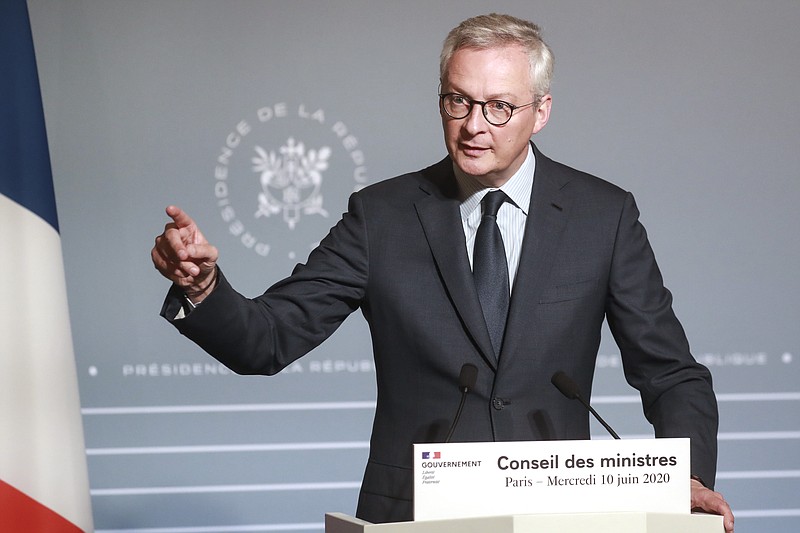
[443,94,470,118]
[484,101,512,125]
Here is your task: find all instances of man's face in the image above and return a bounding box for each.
[441,45,551,188]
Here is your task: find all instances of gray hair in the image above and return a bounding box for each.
[440,13,554,99]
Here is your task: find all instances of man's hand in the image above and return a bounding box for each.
[691,478,734,532]
[151,205,219,303]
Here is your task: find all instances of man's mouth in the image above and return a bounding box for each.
[460,144,489,156]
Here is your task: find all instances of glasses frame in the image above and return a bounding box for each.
[438,92,537,126]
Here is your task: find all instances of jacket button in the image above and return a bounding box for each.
[492,398,505,410]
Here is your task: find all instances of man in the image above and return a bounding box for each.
[152,13,733,530]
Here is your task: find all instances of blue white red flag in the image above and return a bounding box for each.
[0,1,93,531]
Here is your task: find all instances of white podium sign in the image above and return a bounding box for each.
[413,438,689,521]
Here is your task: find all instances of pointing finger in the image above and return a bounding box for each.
[165,205,196,229]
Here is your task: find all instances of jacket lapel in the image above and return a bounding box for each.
[414,160,498,370]
[502,146,572,361]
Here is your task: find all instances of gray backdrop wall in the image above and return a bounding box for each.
[27,1,799,532]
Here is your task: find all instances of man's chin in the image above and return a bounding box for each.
[454,155,491,177]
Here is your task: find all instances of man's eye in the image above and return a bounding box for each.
[451,95,468,105]
[489,101,510,111]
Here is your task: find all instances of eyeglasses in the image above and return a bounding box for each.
[439,93,537,126]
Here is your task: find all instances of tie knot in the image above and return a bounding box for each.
[481,190,507,217]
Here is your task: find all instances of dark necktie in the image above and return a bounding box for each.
[473,190,510,358]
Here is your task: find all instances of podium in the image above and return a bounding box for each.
[328,439,724,531]
[325,512,724,533]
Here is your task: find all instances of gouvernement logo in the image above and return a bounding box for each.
[213,102,368,262]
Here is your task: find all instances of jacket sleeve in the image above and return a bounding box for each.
[605,192,719,487]
[160,192,370,376]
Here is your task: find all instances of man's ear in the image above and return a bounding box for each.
[531,94,552,135]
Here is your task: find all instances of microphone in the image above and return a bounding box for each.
[551,371,620,440]
[444,363,478,443]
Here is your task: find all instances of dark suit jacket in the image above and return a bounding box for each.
[163,143,718,523]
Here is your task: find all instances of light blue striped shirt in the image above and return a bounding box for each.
[454,144,535,292]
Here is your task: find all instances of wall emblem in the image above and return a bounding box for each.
[212,103,368,262]
[252,137,330,229]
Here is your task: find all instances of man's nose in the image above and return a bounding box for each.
[463,102,489,134]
